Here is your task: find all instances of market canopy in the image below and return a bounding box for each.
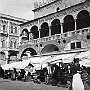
[75,50,90,59]
[47,53,77,64]
[1,62,21,70]
[30,56,51,64]
[79,59,90,67]
[15,60,31,69]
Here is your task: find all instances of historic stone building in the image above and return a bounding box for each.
[1,0,90,65]
[0,13,28,64]
[19,0,90,59]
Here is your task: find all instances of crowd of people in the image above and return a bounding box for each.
[0,58,90,90]
[32,58,90,90]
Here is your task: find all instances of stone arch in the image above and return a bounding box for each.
[40,22,49,38]
[63,15,75,33]
[31,25,39,39]
[41,44,60,54]
[76,10,90,29]
[21,48,37,58]
[21,28,29,40]
[51,19,61,35]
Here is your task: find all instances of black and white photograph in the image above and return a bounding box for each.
[0,0,90,90]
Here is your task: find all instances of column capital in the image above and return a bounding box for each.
[74,18,77,22]
[60,23,64,26]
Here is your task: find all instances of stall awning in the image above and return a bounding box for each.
[75,50,90,59]
[1,62,21,70]
[79,59,90,67]
[30,56,51,64]
[47,53,77,64]
[15,60,31,69]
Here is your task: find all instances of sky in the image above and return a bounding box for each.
[0,0,43,20]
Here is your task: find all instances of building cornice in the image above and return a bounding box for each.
[0,13,29,23]
[32,0,59,12]
[20,1,87,26]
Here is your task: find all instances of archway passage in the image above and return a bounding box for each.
[40,22,49,38]
[21,29,29,40]
[63,15,75,33]
[77,10,90,29]
[51,19,61,35]
[41,44,60,54]
[21,48,37,58]
[31,26,39,39]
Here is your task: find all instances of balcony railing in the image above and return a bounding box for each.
[8,47,19,51]
[0,30,8,35]
[20,27,90,45]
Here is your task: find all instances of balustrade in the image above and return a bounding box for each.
[0,30,8,35]
[20,27,90,46]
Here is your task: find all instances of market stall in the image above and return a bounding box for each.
[47,53,77,64]
[75,50,90,59]
[1,62,21,70]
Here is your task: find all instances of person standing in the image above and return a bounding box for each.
[80,66,90,90]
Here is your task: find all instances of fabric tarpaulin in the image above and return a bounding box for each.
[47,53,76,64]
[30,56,51,64]
[79,58,90,67]
[1,62,21,70]
[15,60,31,69]
[75,50,90,59]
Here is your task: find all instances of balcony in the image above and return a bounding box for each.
[20,27,90,45]
[0,30,8,36]
[8,47,19,51]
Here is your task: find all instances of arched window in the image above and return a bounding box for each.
[21,29,29,40]
[40,22,49,38]
[51,19,61,35]
[77,10,90,29]
[31,26,39,39]
[63,15,75,33]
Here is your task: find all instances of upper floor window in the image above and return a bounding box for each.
[76,42,81,48]
[10,41,13,48]
[71,42,75,49]
[14,41,17,48]
[1,40,6,48]
[11,26,13,33]
[15,27,17,34]
[3,25,6,31]
[71,42,81,49]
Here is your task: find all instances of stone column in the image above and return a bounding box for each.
[49,26,51,36]
[61,23,63,34]
[39,29,41,39]
[74,19,77,31]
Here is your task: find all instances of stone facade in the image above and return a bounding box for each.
[0,13,28,64]
[19,0,90,59]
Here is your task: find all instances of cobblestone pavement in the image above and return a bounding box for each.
[0,78,69,90]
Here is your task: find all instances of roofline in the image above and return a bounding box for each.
[0,13,29,23]
[20,1,86,26]
[32,0,59,12]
